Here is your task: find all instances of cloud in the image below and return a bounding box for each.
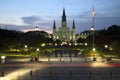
[1,13,120,34]
[20,15,55,33]
[21,16,43,25]
[77,11,90,18]
[67,11,120,33]
[21,15,55,25]
[0,24,31,31]
[1,15,54,34]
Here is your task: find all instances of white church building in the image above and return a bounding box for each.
[53,8,76,44]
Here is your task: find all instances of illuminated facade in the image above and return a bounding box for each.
[53,8,76,44]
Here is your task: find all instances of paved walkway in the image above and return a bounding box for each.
[1,57,120,80]
[3,56,120,64]
[38,57,120,64]
[1,68,120,80]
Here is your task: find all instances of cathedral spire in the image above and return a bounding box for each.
[62,8,66,21]
[72,20,75,29]
[53,20,56,29]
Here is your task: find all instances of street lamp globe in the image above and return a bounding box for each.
[105,45,108,48]
[1,56,6,59]
[1,56,6,64]
[55,43,57,46]
[91,27,95,31]
[93,47,96,51]
[85,43,88,46]
[36,48,39,52]
[24,45,27,48]
[75,43,77,46]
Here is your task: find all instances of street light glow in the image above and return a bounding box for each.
[36,48,39,51]
[41,43,45,47]
[1,56,6,59]
[0,67,44,80]
[55,43,57,46]
[105,45,108,48]
[93,48,96,51]
[24,45,27,48]
[91,62,109,67]
[75,43,77,46]
[85,43,88,46]
[91,27,95,31]
[69,43,71,46]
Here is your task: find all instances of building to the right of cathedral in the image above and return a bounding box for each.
[53,8,76,45]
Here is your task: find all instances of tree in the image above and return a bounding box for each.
[110,41,120,51]
[107,25,120,35]
[77,38,86,43]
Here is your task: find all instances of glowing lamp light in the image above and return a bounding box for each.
[91,27,95,31]
[85,43,88,46]
[41,43,45,47]
[1,56,6,59]
[1,56,6,64]
[78,52,81,54]
[36,48,39,51]
[69,43,71,46]
[55,43,57,46]
[75,43,77,46]
[93,48,96,51]
[105,45,108,48]
[24,45,27,48]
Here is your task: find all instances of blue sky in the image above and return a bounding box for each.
[0,0,120,33]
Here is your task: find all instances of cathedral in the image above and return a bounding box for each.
[53,8,76,44]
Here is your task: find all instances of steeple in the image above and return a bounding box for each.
[72,20,75,29]
[53,20,56,29]
[62,8,66,21]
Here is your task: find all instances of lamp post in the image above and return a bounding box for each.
[35,48,39,61]
[36,48,39,52]
[91,6,95,52]
[74,43,77,57]
[105,45,108,49]
[85,43,87,46]
[104,44,108,53]
[54,43,58,57]
[91,7,96,61]
[1,56,6,64]
[25,45,27,48]
[55,43,57,46]
[24,45,28,51]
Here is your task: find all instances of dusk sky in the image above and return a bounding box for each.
[0,0,120,33]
